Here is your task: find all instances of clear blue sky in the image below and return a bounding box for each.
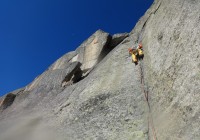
[0,0,153,96]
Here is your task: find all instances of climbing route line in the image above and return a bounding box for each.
[138,60,158,140]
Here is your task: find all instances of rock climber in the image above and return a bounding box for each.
[137,43,144,60]
[128,48,138,65]
[128,43,144,65]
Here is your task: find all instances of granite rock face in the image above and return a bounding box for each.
[139,0,200,139]
[0,0,200,140]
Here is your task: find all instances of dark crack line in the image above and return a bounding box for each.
[138,60,157,140]
[153,1,162,15]
[137,1,162,43]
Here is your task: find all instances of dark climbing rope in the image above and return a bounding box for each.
[138,60,158,140]
[135,20,158,140]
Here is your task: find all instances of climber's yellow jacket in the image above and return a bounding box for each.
[128,48,138,63]
[137,43,144,57]
[132,53,138,63]
[138,48,144,56]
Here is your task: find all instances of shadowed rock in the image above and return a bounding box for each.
[109,33,129,48]
[0,93,16,110]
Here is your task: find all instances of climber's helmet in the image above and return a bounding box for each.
[128,48,133,53]
[138,43,142,49]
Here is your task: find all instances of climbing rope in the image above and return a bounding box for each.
[131,19,158,139]
[138,60,158,140]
